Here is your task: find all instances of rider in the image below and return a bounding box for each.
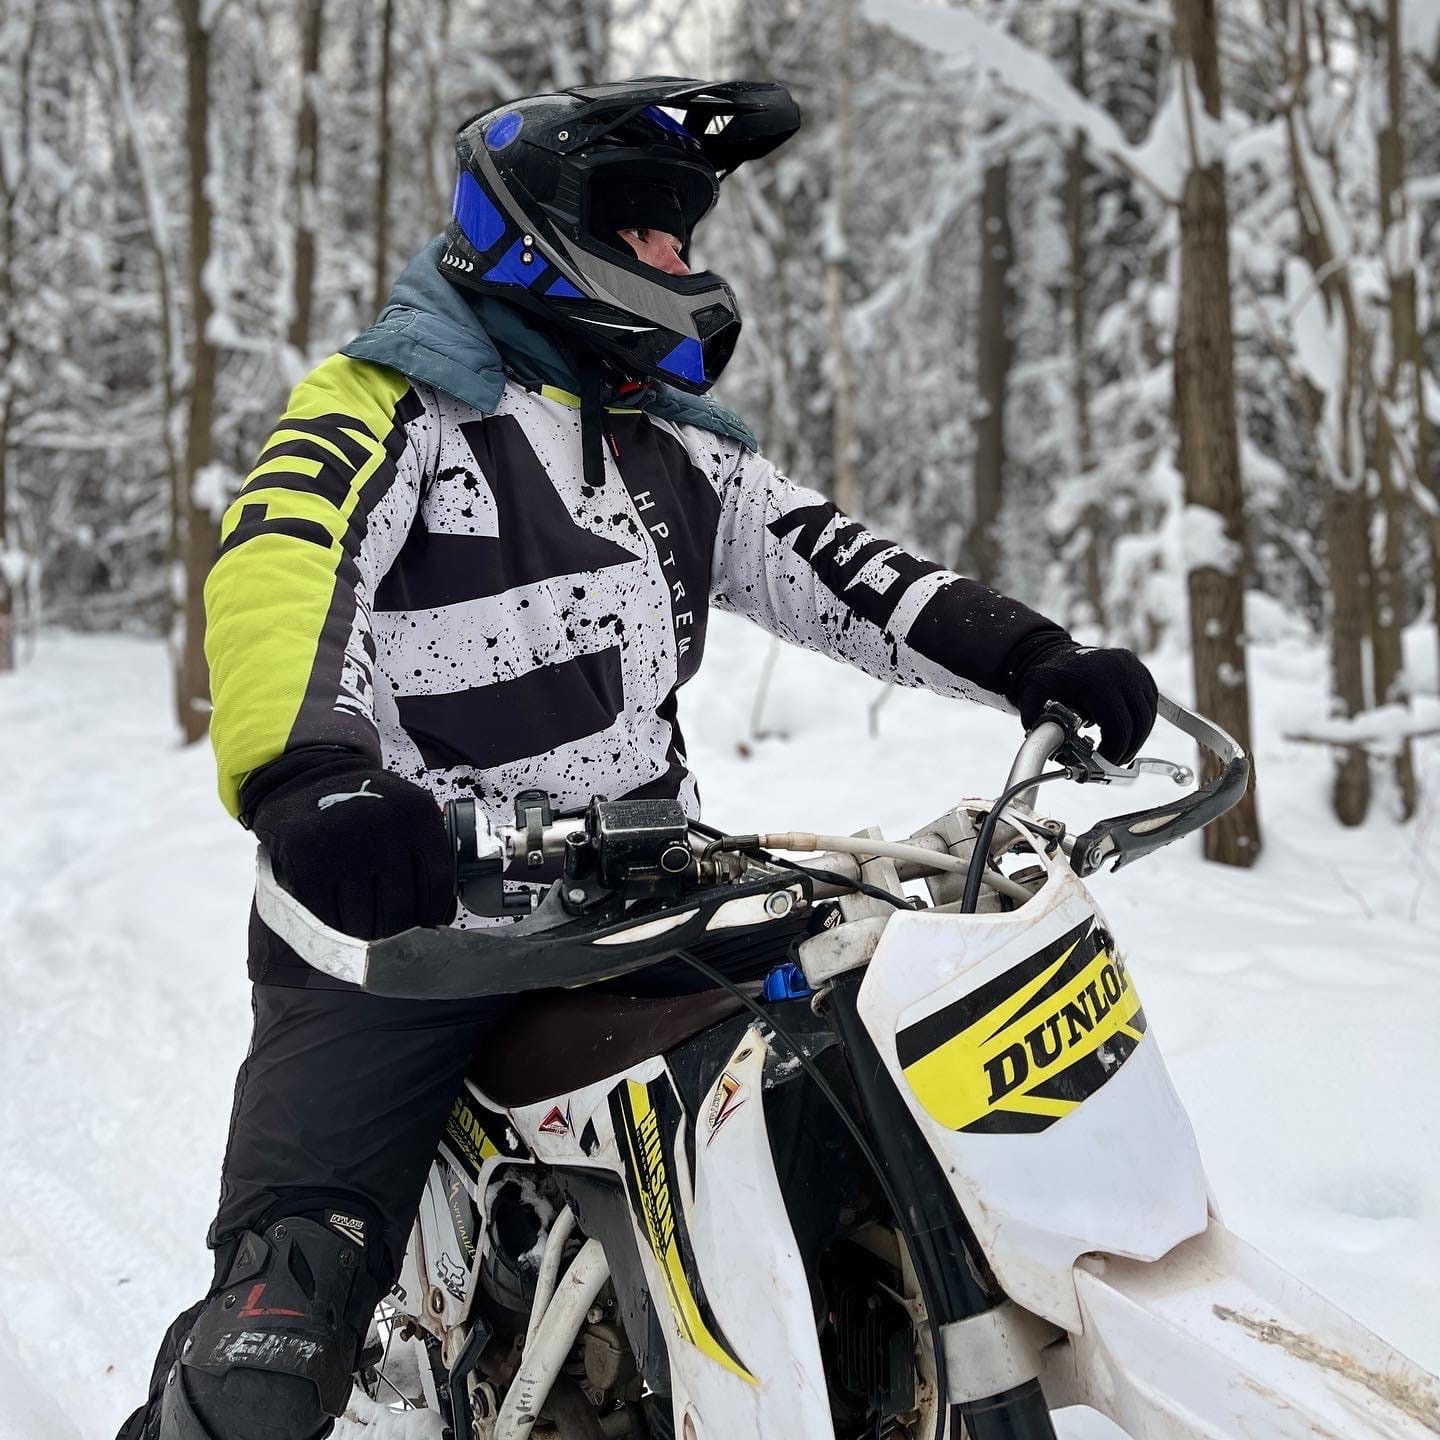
[117,78,1158,1440]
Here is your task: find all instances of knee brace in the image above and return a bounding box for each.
[156,1217,368,1440]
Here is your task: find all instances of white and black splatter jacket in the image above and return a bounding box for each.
[205,245,1060,976]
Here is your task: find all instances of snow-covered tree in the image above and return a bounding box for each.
[6,0,1434,842]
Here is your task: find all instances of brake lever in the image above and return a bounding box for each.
[1078,752,1194,787]
[1040,703,1192,787]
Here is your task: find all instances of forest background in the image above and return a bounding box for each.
[4,0,1440,854]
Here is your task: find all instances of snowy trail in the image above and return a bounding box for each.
[2,614,1438,1438]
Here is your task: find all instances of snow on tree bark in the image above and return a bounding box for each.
[1064,10,1105,633]
[1373,0,1419,819]
[825,0,858,517]
[1172,0,1261,865]
[177,0,220,744]
[288,0,324,367]
[1284,2,1376,827]
[0,1,39,674]
[973,157,1011,590]
[371,0,394,321]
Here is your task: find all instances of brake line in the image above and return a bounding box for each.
[960,771,1070,914]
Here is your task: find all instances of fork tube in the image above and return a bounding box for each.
[827,973,1059,1440]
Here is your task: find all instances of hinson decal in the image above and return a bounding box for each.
[896,918,1148,1135]
[609,1076,756,1384]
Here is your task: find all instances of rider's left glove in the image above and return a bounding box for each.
[1002,635,1159,766]
[243,749,456,940]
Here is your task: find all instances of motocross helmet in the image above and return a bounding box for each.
[439,78,801,394]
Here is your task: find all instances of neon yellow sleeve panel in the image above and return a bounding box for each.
[204,355,420,818]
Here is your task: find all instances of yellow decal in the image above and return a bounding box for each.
[620,1080,757,1384]
[444,1095,500,1174]
[538,383,642,415]
[902,929,1145,1133]
[204,355,413,816]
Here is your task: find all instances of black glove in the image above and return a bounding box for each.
[1003,634,1159,765]
[246,752,455,940]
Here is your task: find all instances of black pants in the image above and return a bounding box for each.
[118,982,517,1439]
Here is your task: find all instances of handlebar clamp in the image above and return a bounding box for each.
[448,799,532,918]
[1037,700,1105,777]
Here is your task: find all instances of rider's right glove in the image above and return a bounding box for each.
[244,750,455,939]
[1002,633,1159,766]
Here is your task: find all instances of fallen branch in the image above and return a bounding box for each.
[1285,727,1440,746]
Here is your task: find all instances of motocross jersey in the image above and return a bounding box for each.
[207,289,1063,982]
[207,354,1060,830]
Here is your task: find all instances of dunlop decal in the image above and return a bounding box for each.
[896,918,1147,1135]
[609,1077,757,1384]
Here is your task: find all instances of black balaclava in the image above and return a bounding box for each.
[589,174,689,257]
[573,173,691,495]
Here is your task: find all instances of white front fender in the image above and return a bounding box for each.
[1040,1222,1440,1438]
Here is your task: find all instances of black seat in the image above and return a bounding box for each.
[468,987,746,1110]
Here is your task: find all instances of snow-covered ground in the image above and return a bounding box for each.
[2,610,1438,1439]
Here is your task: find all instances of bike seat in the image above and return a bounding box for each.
[467,987,746,1109]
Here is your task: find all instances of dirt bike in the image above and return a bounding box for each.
[256,697,1440,1440]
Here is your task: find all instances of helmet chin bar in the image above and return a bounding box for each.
[551,231,726,343]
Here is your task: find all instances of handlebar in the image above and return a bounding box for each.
[1003,694,1248,876]
[252,693,1249,998]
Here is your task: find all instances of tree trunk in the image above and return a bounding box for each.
[372,0,395,318]
[1325,393,1374,826]
[178,0,219,744]
[825,0,857,515]
[1285,4,1373,825]
[0,117,18,677]
[289,0,324,362]
[1408,299,1440,692]
[0,2,39,673]
[1374,0,1418,816]
[973,159,1011,589]
[1065,12,1104,631]
[1171,0,1261,865]
[423,0,454,222]
[91,0,188,691]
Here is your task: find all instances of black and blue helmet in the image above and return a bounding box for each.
[439,78,801,394]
